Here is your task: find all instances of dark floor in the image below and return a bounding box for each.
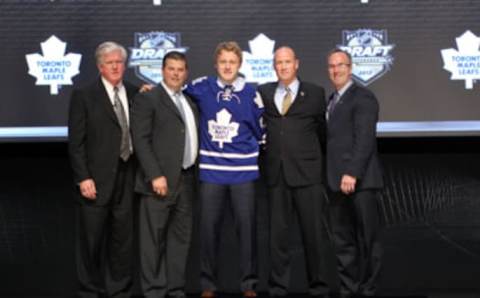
[7,293,480,298]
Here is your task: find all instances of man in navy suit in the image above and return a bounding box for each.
[69,41,138,298]
[258,46,330,298]
[326,49,384,298]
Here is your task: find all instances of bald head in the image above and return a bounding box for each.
[274,46,299,86]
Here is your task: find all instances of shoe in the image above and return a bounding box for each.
[244,289,257,297]
[201,290,215,298]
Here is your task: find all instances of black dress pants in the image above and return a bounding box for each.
[139,168,195,298]
[268,175,330,297]
[76,160,134,298]
[329,189,383,297]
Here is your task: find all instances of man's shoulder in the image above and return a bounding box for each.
[190,76,211,88]
[347,84,379,109]
[257,82,277,93]
[71,79,102,99]
[123,80,139,93]
[299,80,325,93]
[185,76,212,96]
[349,84,376,99]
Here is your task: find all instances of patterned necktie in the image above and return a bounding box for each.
[174,92,193,168]
[326,91,339,121]
[281,87,292,115]
[113,86,131,161]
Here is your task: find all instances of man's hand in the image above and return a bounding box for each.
[139,84,155,93]
[340,174,357,195]
[79,179,97,200]
[151,176,168,197]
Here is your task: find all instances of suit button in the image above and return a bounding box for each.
[181,129,185,133]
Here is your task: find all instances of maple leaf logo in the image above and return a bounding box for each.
[26,35,82,95]
[441,30,480,89]
[208,108,239,149]
[240,33,277,84]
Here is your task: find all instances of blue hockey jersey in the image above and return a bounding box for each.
[185,76,264,184]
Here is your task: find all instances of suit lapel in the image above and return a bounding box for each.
[330,83,356,121]
[125,82,136,107]
[265,83,280,116]
[285,81,306,114]
[97,79,120,126]
[157,84,183,121]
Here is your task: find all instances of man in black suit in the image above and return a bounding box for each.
[68,41,138,298]
[258,46,330,298]
[326,49,384,298]
[130,51,198,298]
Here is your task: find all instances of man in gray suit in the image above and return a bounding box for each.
[326,49,383,298]
[131,51,199,298]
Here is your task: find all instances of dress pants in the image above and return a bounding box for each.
[76,159,134,298]
[199,182,258,292]
[139,168,195,298]
[268,174,330,297]
[329,189,383,297]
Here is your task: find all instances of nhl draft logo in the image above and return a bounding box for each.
[208,109,239,149]
[240,33,277,84]
[338,29,395,86]
[216,86,241,103]
[441,30,480,89]
[128,32,188,84]
[25,35,81,95]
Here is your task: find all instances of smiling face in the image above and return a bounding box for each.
[274,47,299,86]
[162,57,188,92]
[97,50,125,86]
[215,50,241,84]
[328,51,352,91]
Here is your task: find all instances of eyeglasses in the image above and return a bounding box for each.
[328,63,351,69]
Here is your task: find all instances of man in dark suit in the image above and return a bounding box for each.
[326,49,384,298]
[68,41,138,298]
[130,51,198,298]
[258,46,330,298]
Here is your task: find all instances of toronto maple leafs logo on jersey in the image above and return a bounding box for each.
[208,108,239,149]
[338,29,395,86]
[216,86,241,103]
[128,32,188,84]
[441,30,480,90]
[25,35,81,95]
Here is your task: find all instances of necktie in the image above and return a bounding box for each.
[174,92,193,168]
[281,87,292,115]
[327,91,339,121]
[113,86,131,161]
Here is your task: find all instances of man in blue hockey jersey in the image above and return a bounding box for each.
[185,41,264,298]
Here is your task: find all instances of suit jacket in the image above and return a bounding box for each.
[326,83,383,192]
[258,81,326,187]
[68,78,139,205]
[130,84,199,198]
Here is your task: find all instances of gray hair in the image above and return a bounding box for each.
[95,41,127,65]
